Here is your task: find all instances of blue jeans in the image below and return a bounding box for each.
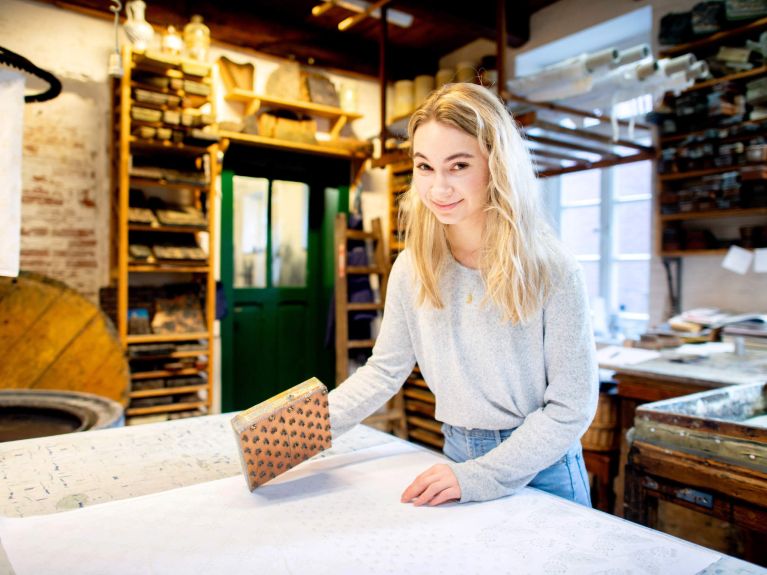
[442,423,592,507]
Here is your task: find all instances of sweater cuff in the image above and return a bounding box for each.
[447,460,484,503]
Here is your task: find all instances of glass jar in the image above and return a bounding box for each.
[183,15,210,61]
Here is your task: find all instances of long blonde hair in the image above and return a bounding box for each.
[401,83,565,324]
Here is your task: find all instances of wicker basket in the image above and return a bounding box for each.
[582,391,619,451]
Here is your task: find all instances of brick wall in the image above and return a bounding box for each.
[20,87,110,301]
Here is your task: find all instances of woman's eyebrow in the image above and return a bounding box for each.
[412,152,474,162]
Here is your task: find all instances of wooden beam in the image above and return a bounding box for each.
[504,92,651,131]
[526,134,620,158]
[532,148,589,163]
[533,119,655,153]
[538,151,655,178]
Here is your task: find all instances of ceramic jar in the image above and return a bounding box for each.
[123,0,154,51]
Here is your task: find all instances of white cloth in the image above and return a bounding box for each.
[0,430,721,575]
[0,70,25,277]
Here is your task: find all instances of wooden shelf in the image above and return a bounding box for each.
[403,386,436,404]
[660,207,767,221]
[129,350,208,361]
[129,138,211,155]
[660,249,729,257]
[131,368,204,380]
[128,224,208,234]
[129,385,208,399]
[131,49,212,78]
[684,66,767,93]
[129,176,209,189]
[126,332,210,344]
[658,165,747,181]
[660,17,767,57]
[224,88,362,120]
[125,401,207,416]
[220,130,367,159]
[128,264,210,273]
[659,118,767,144]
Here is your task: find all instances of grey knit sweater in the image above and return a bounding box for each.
[328,249,598,503]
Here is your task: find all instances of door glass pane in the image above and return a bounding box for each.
[271,180,309,287]
[561,205,600,255]
[233,176,268,288]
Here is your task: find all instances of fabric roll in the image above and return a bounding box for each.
[0,70,25,278]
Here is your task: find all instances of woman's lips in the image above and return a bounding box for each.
[431,198,462,210]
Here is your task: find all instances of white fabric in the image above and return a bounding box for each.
[0,435,720,575]
[0,70,25,277]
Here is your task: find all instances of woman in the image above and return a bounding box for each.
[329,82,598,507]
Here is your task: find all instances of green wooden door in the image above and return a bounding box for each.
[220,146,349,412]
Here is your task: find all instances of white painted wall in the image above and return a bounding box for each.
[441,0,767,325]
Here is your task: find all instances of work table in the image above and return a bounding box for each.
[0,413,764,574]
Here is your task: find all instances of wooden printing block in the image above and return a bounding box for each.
[231,377,331,491]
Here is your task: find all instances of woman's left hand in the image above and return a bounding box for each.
[401,464,461,506]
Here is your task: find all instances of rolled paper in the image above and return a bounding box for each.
[636,60,658,81]
[435,68,454,88]
[686,60,709,81]
[414,75,435,105]
[615,44,650,67]
[661,53,696,76]
[393,79,414,117]
[585,48,619,72]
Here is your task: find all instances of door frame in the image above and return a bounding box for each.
[219,145,351,412]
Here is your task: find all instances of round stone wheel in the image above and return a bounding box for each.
[0,272,129,405]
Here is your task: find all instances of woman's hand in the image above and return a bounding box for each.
[400,464,461,506]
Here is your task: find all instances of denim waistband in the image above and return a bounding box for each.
[442,423,514,441]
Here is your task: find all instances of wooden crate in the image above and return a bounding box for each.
[633,381,767,472]
[626,382,767,565]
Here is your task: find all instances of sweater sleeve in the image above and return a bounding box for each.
[328,253,417,438]
[447,266,599,502]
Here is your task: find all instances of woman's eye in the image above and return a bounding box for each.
[452,162,469,171]
[415,163,432,172]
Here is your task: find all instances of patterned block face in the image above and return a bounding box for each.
[231,378,331,491]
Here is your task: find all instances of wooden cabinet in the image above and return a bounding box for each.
[112,48,218,424]
[656,18,767,256]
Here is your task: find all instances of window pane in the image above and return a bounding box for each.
[614,160,651,198]
[561,169,601,203]
[615,200,651,255]
[578,261,600,301]
[615,260,650,314]
[233,176,268,288]
[271,180,309,287]
[561,205,600,255]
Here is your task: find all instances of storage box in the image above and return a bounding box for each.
[633,382,767,472]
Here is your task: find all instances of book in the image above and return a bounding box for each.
[230,377,331,491]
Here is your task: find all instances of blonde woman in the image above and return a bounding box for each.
[329,83,598,507]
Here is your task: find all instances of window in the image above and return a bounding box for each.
[546,160,652,339]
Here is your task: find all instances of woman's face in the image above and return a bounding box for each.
[412,120,490,229]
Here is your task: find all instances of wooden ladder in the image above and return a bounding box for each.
[334,213,407,439]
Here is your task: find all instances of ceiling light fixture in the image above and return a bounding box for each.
[311,0,413,29]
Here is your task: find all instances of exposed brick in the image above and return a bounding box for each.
[20,249,50,257]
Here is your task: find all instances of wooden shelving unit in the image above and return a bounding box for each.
[112,47,218,425]
[221,88,369,158]
[657,19,767,257]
